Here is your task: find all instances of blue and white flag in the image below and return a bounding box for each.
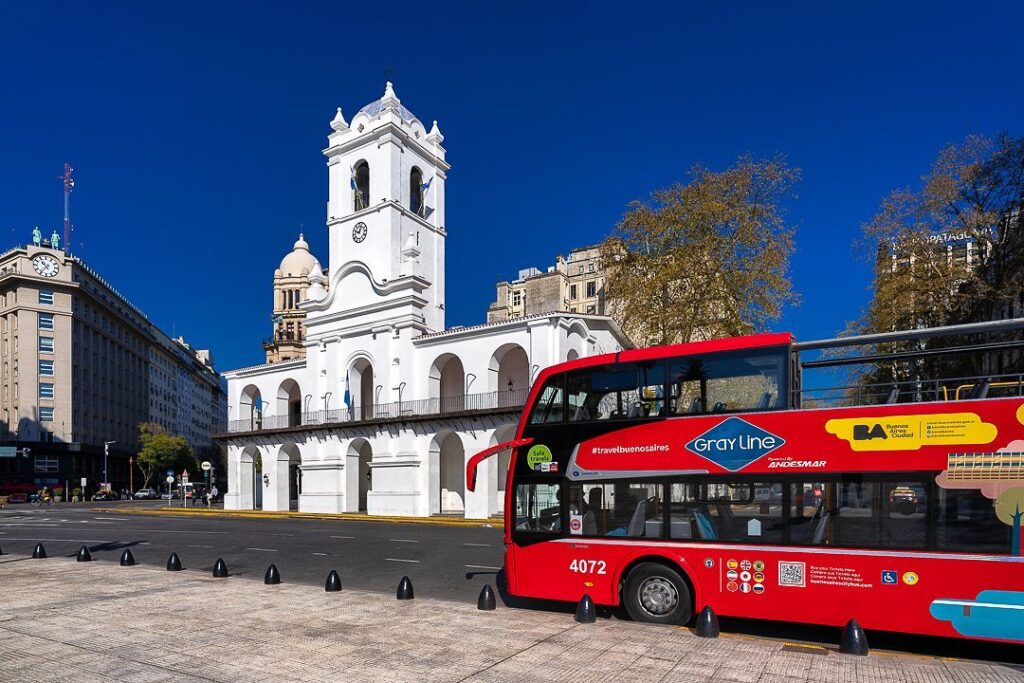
[343,373,351,408]
[421,175,433,192]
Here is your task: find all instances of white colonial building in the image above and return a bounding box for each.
[220,83,628,518]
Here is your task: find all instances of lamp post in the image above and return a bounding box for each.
[322,392,332,413]
[103,441,116,491]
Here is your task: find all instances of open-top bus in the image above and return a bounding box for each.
[467,322,1024,643]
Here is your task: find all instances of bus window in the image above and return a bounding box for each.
[528,377,565,424]
[514,482,562,532]
[569,482,662,537]
[668,347,786,416]
[667,482,782,542]
[566,362,664,422]
[936,486,1011,554]
[882,480,927,549]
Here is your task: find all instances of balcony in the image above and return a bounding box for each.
[224,387,531,434]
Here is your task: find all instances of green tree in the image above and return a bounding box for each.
[136,422,196,489]
[995,487,1024,556]
[601,156,799,346]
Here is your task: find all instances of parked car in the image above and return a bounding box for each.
[160,491,180,500]
[6,493,27,504]
[134,488,159,500]
[92,490,119,502]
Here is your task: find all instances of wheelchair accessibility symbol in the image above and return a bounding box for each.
[881,570,898,585]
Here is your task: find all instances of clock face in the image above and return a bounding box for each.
[32,254,60,277]
[352,222,368,243]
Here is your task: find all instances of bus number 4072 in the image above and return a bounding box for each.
[569,559,607,575]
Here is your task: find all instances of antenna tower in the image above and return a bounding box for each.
[62,163,74,252]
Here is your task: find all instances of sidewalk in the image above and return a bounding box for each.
[1,555,1020,683]
[91,505,496,527]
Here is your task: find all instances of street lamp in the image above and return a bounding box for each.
[103,441,116,491]
[322,391,332,412]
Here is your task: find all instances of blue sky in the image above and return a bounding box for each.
[1,2,1022,371]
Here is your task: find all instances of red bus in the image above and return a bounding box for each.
[467,324,1024,643]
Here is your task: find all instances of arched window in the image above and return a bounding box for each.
[410,167,424,217]
[354,161,370,211]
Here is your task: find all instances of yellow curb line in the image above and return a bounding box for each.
[92,507,499,528]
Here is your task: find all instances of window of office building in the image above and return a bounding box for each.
[39,359,54,376]
[570,284,578,300]
[39,313,54,331]
[586,281,596,298]
[39,337,54,353]
[39,406,54,422]
[39,289,54,305]
[39,383,54,398]
[34,455,58,473]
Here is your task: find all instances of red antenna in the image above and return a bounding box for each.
[61,163,74,252]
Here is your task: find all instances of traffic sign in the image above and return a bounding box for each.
[182,469,189,482]
[165,475,175,484]
[166,469,174,477]
[80,477,87,487]
[201,461,212,472]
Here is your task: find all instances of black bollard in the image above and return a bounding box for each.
[264,564,281,585]
[396,575,414,600]
[32,543,47,559]
[840,619,869,656]
[212,557,228,578]
[477,584,496,611]
[166,553,182,572]
[695,605,720,638]
[0,545,4,555]
[120,548,136,566]
[574,594,596,623]
[77,546,92,562]
[324,570,342,592]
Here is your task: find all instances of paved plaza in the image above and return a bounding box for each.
[1,554,1022,683]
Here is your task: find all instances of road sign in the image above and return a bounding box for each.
[166,469,174,477]
[165,475,175,484]
[201,461,212,472]
[80,477,87,487]
[0,446,16,458]
[182,469,190,482]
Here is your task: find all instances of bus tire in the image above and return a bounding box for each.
[622,562,692,625]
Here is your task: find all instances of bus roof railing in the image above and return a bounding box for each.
[793,318,1024,352]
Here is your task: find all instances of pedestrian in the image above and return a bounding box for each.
[211,485,219,504]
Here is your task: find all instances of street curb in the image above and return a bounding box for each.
[92,506,500,528]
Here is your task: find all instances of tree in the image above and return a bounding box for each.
[600,156,799,346]
[995,487,1024,556]
[136,422,196,490]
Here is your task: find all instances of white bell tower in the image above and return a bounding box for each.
[320,82,449,333]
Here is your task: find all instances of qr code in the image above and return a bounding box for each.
[778,561,805,587]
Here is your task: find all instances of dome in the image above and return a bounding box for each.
[356,81,418,124]
[279,234,323,277]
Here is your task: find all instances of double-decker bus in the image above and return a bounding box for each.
[467,323,1024,643]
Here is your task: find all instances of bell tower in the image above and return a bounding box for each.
[321,82,449,333]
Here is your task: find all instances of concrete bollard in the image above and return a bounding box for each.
[477,584,496,611]
[212,557,228,578]
[32,543,47,559]
[264,564,281,585]
[694,605,720,638]
[574,594,596,623]
[166,553,182,572]
[77,546,92,562]
[396,575,414,600]
[120,548,136,567]
[324,570,342,592]
[840,619,869,656]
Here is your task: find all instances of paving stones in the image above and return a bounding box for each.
[0,556,1021,683]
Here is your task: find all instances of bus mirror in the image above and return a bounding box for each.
[465,437,534,492]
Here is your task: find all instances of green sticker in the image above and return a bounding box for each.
[526,444,553,467]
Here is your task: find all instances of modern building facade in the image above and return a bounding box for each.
[219,83,629,518]
[0,243,226,493]
[487,244,608,322]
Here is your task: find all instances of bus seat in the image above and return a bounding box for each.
[626,500,648,536]
[712,402,727,413]
[628,402,643,418]
[812,511,832,545]
[688,397,704,414]
[885,386,899,404]
[757,392,772,409]
[970,379,990,399]
[694,511,717,540]
[582,510,597,535]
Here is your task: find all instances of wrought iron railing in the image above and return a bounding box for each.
[225,387,530,433]
[798,373,1024,409]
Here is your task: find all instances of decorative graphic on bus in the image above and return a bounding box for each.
[930,590,1024,642]
[825,412,997,452]
[684,417,785,471]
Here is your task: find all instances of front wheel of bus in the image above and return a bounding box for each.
[623,562,692,625]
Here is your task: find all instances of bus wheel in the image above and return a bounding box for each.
[623,562,692,625]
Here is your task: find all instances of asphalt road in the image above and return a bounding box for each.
[0,503,504,603]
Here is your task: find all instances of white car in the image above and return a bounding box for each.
[133,488,159,500]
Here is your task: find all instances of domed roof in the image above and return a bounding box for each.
[279,234,322,277]
[356,81,418,124]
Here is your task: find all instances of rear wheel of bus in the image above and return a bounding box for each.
[622,562,692,625]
